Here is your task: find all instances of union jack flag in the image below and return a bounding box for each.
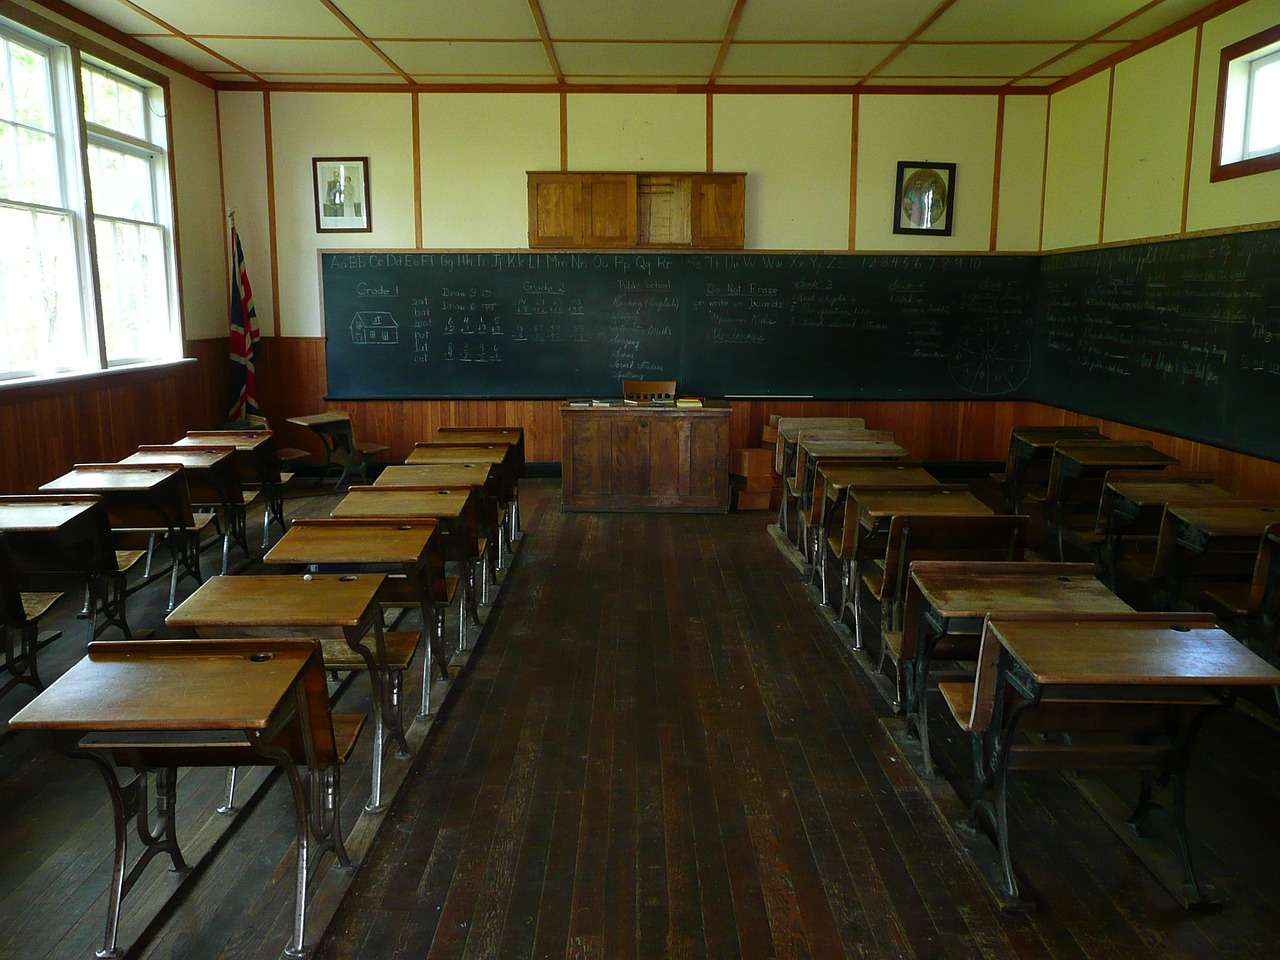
[228,225,260,421]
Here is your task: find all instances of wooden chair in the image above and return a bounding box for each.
[937,612,1221,902]
[622,379,676,401]
[866,514,1029,682]
[311,415,389,490]
[0,534,62,699]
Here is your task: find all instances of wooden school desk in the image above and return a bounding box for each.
[435,426,525,534]
[1158,500,1280,609]
[40,464,207,611]
[176,430,290,548]
[265,518,446,717]
[1097,475,1232,583]
[901,561,1132,774]
[791,437,907,555]
[774,416,866,477]
[814,463,938,606]
[332,487,480,649]
[166,573,399,811]
[956,613,1280,905]
[8,638,359,959]
[1002,425,1105,511]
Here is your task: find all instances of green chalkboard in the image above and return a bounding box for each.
[1031,228,1280,460]
[320,251,1039,401]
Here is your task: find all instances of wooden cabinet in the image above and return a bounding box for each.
[529,172,744,249]
[561,403,731,513]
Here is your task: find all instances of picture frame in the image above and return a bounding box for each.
[313,157,371,233]
[892,161,956,237]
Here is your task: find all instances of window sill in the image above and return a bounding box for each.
[0,357,197,401]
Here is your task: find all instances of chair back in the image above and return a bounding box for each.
[622,379,676,401]
[879,514,1028,606]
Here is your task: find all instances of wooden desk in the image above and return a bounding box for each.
[774,416,866,476]
[856,487,992,534]
[177,431,290,547]
[973,613,1280,904]
[40,464,205,611]
[560,401,730,513]
[376,463,494,489]
[166,573,399,811]
[903,561,1131,774]
[332,487,480,649]
[1003,425,1105,510]
[8,638,353,959]
[265,518,446,717]
[1158,501,1280,608]
[792,438,907,554]
[1099,477,1232,582]
[435,426,525,534]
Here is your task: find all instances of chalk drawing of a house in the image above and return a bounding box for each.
[351,312,399,344]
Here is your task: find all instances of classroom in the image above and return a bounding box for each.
[2,0,1280,958]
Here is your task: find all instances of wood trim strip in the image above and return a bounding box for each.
[263,91,281,337]
[1098,66,1115,245]
[527,0,565,84]
[413,91,423,248]
[1038,95,1052,252]
[560,90,568,170]
[861,0,960,83]
[209,79,1047,97]
[67,49,108,367]
[1181,25,1203,234]
[705,93,713,171]
[990,94,1005,251]
[709,0,749,85]
[216,93,230,327]
[162,73,187,344]
[317,0,413,84]
[848,93,859,251]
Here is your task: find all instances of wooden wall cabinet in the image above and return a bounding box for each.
[529,172,744,249]
[561,403,731,512]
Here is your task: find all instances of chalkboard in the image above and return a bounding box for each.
[320,251,1039,401]
[1031,229,1280,460]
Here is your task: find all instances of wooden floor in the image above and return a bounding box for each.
[5,480,1280,959]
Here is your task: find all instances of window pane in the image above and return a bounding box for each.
[0,121,59,206]
[83,65,145,139]
[87,143,154,220]
[94,217,171,363]
[10,41,51,130]
[0,203,90,377]
[1247,56,1280,156]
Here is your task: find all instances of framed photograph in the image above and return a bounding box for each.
[893,161,955,237]
[313,157,371,233]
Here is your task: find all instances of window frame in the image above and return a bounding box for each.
[0,9,183,387]
[1211,22,1280,183]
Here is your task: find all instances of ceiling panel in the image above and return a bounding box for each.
[137,36,249,73]
[881,43,1076,78]
[1102,0,1222,41]
[57,0,166,37]
[376,40,553,77]
[198,38,393,75]
[736,0,942,42]
[335,0,540,40]
[540,0,737,41]
[720,44,888,79]
[924,0,1152,42]
[126,0,351,38]
[1027,42,1132,77]
[555,42,719,78]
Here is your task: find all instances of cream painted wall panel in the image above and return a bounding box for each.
[714,94,851,250]
[995,96,1047,252]
[1186,0,1280,232]
[421,94,560,248]
[567,94,704,170]
[217,92,273,335]
[856,95,997,251]
[1041,71,1110,251]
[269,93,416,337]
[1104,32,1195,243]
[168,77,226,341]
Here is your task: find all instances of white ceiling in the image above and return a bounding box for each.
[49,0,1229,89]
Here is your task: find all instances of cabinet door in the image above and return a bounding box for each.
[610,418,649,496]
[690,174,745,249]
[646,415,686,496]
[528,173,583,247]
[583,174,637,247]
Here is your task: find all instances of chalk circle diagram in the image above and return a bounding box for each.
[949,317,1032,396]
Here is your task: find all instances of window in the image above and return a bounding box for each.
[1212,23,1280,182]
[0,18,178,383]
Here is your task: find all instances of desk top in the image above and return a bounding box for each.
[820,463,936,492]
[41,464,181,494]
[561,400,730,414]
[856,488,992,523]
[1009,426,1105,450]
[177,431,272,452]
[911,563,1131,620]
[376,464,493,487]
[121,447,234,471]
[265,518,437,566]
[8,639,312,732]
[167,574,385,629]
[1105,479,1233,508]
[433,429,519,446]
[405,444,508,466]
[332,487,471,520]
[287,412,350,428]
[989,616,1280,687]
[798,439,908,460]
[0,497,99,533]
[1057,443,1178,468]
[1168,501,1280,537]
[777,417,865,442]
